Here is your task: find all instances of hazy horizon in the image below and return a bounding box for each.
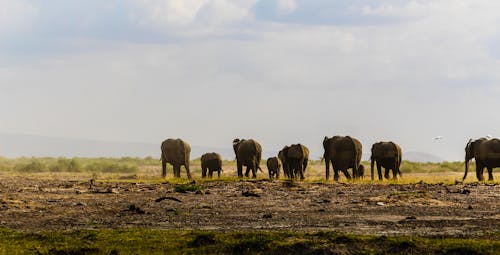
[1,1,499,161]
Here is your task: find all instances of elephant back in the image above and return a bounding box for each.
[235,139,262,163]
[287,144,307,159]
[201,152,221,162]
[266,157,280,169]
[161,139,190,165]
[479,138,500,159]
[372,142,398,158]
[331,136,356,156]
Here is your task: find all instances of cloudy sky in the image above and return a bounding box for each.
[1,0,499,160]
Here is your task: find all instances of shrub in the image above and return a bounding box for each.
[14,159,48,173]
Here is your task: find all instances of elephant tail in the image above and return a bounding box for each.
[257,166,264,173]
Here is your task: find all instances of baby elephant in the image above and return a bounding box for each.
[201,152,223,178]
[266,157,282,179]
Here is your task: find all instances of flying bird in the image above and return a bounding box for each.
[432,136,443,140]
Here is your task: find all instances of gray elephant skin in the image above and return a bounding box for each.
[278,146,290,178]
[233,138,263,178]
[201,152,223,178]
[160,139,191,178]
[323,136,364,181]
[370,141,402,180]
[284,144,309,180]
[464,138,500,181]
[266,157,281,179]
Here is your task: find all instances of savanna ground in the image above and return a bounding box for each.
[0,157,499,254]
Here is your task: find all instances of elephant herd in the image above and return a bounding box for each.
[160,136,500,181]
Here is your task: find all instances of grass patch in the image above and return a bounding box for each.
[0,228,498,255]
[174,183,203,193]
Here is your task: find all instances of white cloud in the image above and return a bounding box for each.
[0,0,38,35]
[277,0,297,15]
[132,0,256,30]
[2,1,500,160]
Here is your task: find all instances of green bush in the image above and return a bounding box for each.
[84,162,138,173]
[49,158,82,172]
[14,159,48,173]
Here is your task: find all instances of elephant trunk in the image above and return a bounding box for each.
[463,157,469,181]
[370,157,375,181]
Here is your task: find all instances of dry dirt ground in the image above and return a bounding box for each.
[0,174,499,238]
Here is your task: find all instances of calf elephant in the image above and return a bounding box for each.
[266,157,281,179]
[464,138,500,181]
[161,139,191,178]
[323,136,364,181]
[285,144,309,180]
[233,138,263,178]
[201,152,223,178]
[370,142,402,180]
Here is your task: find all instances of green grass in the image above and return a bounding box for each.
[174,183,204,193]
[0,156,144,174]
[0,228,498,255]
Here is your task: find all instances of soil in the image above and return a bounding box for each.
[0,175,498,237]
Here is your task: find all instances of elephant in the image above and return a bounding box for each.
[463,138,487,181]
[278,146,290,178]
[201,152,223,178]
[285,144,309,180]
[464,138,500,181]
[160,139,191,178]
[323,136,364,181]
[233,138,263,178]
[370,141,402,180]
[266,157,281,179]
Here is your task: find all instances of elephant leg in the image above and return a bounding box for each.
[237,162,243,178]
[377,163,383,180]
[162,160,167,178]
[333,169,340,181]
[299,165,305,180]
[208,169,213,178]
[487,167,494,181]
[252,162,257,179]
[173,165,180,178]
[217,169,221,178]
[384,168,390,179]
[341,169,351,180]
[325,160,330,180]
[276,167,280,179]
[202,166,207,178]
[392,168,398,180]
[476,164,484,181]
[245,166,251,178]
[185,164,192,179]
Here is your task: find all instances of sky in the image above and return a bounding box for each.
[1,0,499,161]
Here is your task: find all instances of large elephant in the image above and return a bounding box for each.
[285,144,309,180]
[201,152,223,178]
[464,138,500,181]
[233,138,263,178]
[323,136,364,181]
[278,146,290,178]
[463,138,487,181]
[266,157,281,179]
[370,141,402,180]
[160,139,191,178]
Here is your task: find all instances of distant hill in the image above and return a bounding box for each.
[1,133,446,162]
[0,133,235,159]
[404,151,444,163]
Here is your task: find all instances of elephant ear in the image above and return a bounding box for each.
[233,139,241,154]
[323,137,329,149]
